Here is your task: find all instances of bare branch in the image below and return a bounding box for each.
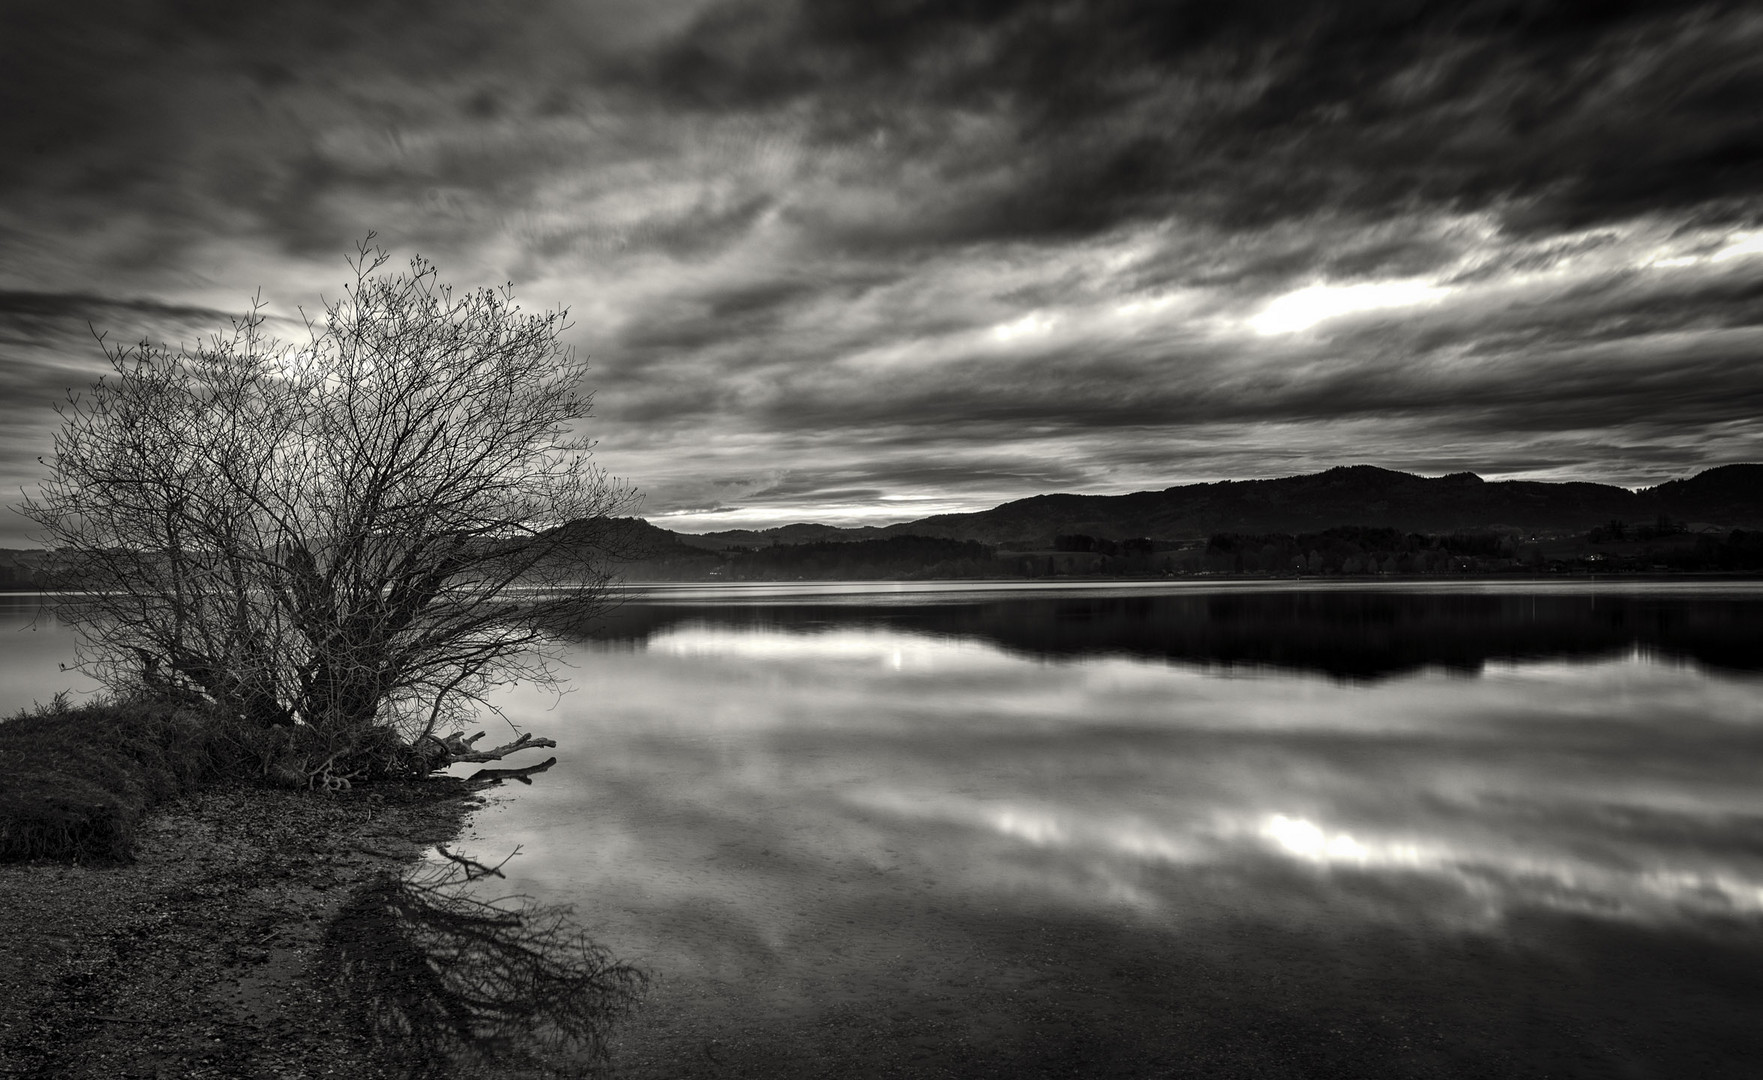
[18,242,636,780]
[437,730,557,763]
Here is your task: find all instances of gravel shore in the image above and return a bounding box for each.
[0,782,479,1079]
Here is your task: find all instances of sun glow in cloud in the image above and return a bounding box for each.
[1712,230,1763,262]
[1250,280,1449,335]
[989,310,1058,342]
[1638,226,1763,270]
[1260,814,1428,867]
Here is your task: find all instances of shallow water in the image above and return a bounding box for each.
[13,582,1763,1076]
[0,594,97,712]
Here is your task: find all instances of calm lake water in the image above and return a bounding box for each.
[11,581,1763,1077]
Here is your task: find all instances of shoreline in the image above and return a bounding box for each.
[0,780,481,1079]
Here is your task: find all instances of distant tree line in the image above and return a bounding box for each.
[0,562,44,590]
[1201,526,1509,575]
[1053,534,1158,557]
[1644,529,1763,572]
[715,535,997,580]
[1587,515,1687,544]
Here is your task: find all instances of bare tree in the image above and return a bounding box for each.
[21,239,637,785]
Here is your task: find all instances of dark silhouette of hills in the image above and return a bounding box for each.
[540,518,724,581]
[5,466,1755,586]
[1640,464,1763,524]
[667,464,1763,548]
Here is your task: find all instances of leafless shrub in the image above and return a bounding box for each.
[20,237,637,779]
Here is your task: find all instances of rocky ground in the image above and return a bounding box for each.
[0,781,480,1079]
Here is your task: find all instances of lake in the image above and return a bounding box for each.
[11,581,1763,1077]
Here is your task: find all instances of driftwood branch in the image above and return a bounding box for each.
[454,732,558,763]
[427,730,557,764]
[415,730,559,781]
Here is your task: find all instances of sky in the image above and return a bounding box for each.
[2,1,1761,542]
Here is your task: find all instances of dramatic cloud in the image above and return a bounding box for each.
[2,0,1760,539]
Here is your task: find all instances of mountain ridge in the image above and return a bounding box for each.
[665,464,1763,548]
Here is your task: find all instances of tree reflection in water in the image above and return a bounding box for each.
[325,849,646,1078]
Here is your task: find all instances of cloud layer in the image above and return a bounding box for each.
[2,1,1761,537]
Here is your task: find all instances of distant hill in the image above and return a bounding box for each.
[657,465,1763,548]
[545,517,725,580]
[1638,464,1763,526]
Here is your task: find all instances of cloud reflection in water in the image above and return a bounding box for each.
[490,607,1763,933]
[467,587,1763,1075]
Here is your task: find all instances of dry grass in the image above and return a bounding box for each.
[0,694,237,862]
